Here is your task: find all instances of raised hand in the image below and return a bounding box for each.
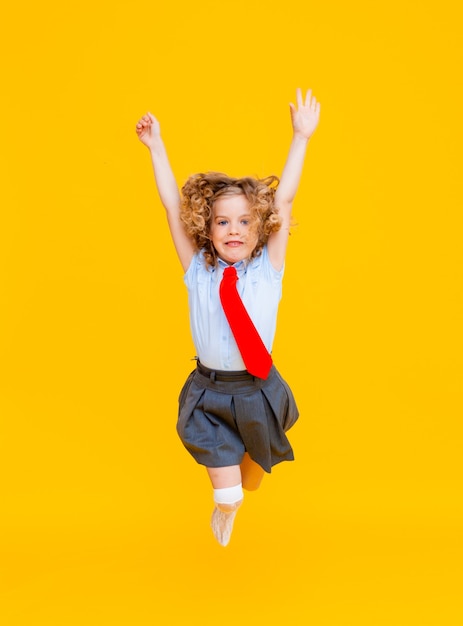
[135,112,161,149]
[289,88,321,140]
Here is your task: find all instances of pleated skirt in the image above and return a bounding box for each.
[177,361,299,473]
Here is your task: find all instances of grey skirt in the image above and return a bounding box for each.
[177,361,299,473]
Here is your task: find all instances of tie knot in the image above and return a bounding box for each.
[223,266,237,278]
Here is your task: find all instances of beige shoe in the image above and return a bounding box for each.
[210,506,238,547]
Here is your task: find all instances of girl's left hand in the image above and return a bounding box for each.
[289,88,321,139]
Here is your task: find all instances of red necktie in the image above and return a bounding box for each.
[219,266,273,379]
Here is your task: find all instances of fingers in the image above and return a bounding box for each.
[304,89,319,112]
[139,113,152,125]
[135,112,153,134]
[304,89,312,108]
[294,88,320,112]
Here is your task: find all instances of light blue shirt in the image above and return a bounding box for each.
[184,245,284,370]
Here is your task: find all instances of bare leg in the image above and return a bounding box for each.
[240,452,265,491]
[207,465,242,491]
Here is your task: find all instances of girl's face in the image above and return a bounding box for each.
[210,194,258,265]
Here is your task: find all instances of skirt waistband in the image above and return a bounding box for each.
[196,360,262,383]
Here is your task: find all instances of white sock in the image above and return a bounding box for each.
[213,483,243,506]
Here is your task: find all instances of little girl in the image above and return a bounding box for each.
[136,89,320,546]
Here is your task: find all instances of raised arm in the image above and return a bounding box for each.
[268,88,321,271]
[136,113,195,272]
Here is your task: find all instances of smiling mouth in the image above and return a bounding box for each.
[226,241,243,247]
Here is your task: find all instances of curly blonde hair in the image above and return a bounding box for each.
[180,172,281,268]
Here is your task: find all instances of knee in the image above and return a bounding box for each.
[242,481,261,492]
[242,474,264,492]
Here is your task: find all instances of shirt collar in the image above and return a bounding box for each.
[217,257,248,276]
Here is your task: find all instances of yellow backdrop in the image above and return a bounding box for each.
[1,1,462,624]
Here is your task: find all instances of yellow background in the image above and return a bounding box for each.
[1,1,462,624]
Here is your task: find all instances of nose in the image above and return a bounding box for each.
[228,222,240,235]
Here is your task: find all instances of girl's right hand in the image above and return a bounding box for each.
[135,112,161,148]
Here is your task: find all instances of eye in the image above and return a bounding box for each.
[241,219,250,225]
[217,220,228,226]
